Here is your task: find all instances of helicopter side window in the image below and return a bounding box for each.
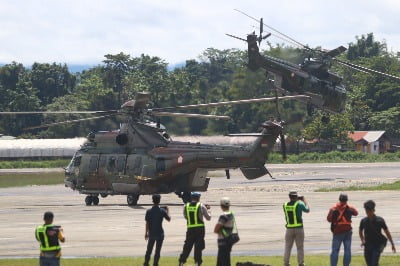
[73,156,81,167]
[133,156,142,175]
[117,156,126,172]
[98,155,107,168]
[156,158,166,172]
[89,156,98,172]
[107,156,116,172]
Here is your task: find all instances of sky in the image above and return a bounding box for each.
[1,0,400,66]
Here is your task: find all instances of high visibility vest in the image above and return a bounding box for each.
[185,202,204,228]
[35,224,61,252]
[284,201,303,228]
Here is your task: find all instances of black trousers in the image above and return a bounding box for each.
[217,243,232,266]
[179,227,205,264]
[364,243,381,266]
[144,237,164,266]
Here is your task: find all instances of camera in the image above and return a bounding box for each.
[298,196,304,201]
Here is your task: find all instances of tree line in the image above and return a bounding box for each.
[0,33,399,144]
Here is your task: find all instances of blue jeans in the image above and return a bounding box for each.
[330,230,352,266]
[40,257,60,266]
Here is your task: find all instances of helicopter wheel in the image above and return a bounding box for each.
[127,194,139,206]
[85,196,93,206]
[92,196,99,206]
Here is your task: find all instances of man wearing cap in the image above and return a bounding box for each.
[144,194,171,266]
[35,211,65,266]
[179,192,211,266]
[214,196,237,266]
[327,193,358,266]
[359,200,396,266]
[283,191,310,266]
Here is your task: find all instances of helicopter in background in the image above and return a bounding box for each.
[0,92,309,206]
[227,11,400,116]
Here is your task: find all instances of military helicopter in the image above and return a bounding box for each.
[228,10,400,116]
[0,92,309,206]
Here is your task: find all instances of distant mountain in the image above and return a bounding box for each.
[68,64,95,73]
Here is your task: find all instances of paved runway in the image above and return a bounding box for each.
[1,163,400,258]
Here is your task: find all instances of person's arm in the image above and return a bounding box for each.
[359,221,365,247]
[350,205,359,216]
[214,223,223,234]
[299,198,310,213]
[201,203,211,221]
[327,208,333,222]
[163,207,171,222]
[384,228,396,253]
[58,227,65,243]
[145,221,149,240]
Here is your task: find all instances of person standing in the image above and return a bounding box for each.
[179,192,211,266]
[35,211,65,266]
[144,194,171,266]
[283,191,310,266]
[214,197,238,266]
[327,193,358,266]
[359,200,396,266]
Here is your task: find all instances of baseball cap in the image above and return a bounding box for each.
[191,191,201,198]
[289,191,298,197]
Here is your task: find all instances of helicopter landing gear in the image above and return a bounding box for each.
[127,194,139,206]
[85,195,99,206]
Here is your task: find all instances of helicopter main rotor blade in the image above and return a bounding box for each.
[0,110,118,115]
[335,59,400,81]
[154,96,310,111]
[23,114,116,130]
[151,112,230,120]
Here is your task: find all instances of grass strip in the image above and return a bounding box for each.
[0,172,65,188]
[0,255,399,266]
[316,180,400,192]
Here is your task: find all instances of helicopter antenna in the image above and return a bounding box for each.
[234,9,311,50]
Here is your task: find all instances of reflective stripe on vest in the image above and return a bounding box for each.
[284,201,302,228]
[185,202,204,228]
[35,225,61,252]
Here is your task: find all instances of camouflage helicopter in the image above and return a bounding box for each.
[0,92,309,206]
[228,10,400,117]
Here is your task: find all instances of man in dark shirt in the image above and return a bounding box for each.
[359,200,396,266]
[144,194,171,266]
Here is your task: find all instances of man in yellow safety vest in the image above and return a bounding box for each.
[178,192,211,266]
[283,191,310,266]
[35,211,65,266]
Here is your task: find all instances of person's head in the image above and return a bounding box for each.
[289,191,298,201]
[43,211,54,224]
[152,194,161,205]
[364,200,376,216]
[339,193,348,203]
[220,197,230,210]
[191,191,201,202]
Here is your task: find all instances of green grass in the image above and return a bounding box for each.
[317,180,400,192]
[0,172,65,188]
[0,159,69,169]
[267,151,400,163]
[0,255,399,266]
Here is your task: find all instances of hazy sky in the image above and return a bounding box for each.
[1,0,399,66]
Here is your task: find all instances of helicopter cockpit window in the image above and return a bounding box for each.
[117,156,126,172]
[73,156,82,167]
[89,156,98,172]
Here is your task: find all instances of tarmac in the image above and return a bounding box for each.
[0,163,400,259]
